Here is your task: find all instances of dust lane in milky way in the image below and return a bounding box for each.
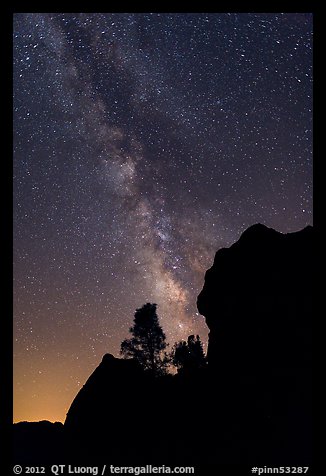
[13,13,312,422]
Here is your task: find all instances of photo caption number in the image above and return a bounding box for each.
[25,468,45,474]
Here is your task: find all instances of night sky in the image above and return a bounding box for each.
[13,13,313,423]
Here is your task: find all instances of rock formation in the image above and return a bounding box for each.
[197,223,313,463]
[197,223,313,371]
[13,421,64,463]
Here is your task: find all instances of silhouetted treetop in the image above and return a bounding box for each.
[120,303,169,375]
[172,334,206,372]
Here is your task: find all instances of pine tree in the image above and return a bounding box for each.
[120,303,169,375]
[172,334,206,371]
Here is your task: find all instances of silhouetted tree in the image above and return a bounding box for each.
[120,303,169,375]
[171,340,189,370]
[172,335,207,371]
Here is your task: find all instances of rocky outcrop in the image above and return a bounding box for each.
[64,354,183,463]
[13,421,64,463]
[197,223,313,370]
[197,223,313,463]
[65,353,144,431]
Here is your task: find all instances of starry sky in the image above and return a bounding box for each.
[13,12,313,423]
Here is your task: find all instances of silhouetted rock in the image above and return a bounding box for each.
[197,223,313,464]
[64,352,209,464]
[65,353,145,461]
[65,353,143,431]
[197,223,312,368]
[65,354,178,463]
[13,421,64,463]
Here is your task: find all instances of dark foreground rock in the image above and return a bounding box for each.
[197,224,313,464]
[13,421,64,463]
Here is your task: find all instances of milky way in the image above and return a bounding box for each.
[13,13,312,422]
